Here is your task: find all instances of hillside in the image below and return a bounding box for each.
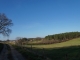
[26,38,80,48]
[22,38,80,60]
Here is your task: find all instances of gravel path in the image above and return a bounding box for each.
[0,44,26,60]
[10,46,26,60]
[0,44,9,60]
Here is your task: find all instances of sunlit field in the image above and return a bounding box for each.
[25,38,80,49]
[22,38,80,60]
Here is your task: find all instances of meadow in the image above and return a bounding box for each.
[25,38,80,48]
[12,38,80,60]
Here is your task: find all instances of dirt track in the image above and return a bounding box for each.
[0,44,26,60]
[0,44,9,60]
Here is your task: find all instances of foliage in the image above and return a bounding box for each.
[45,32,80,41]
[15,37,28,45]
[27,32,80,45]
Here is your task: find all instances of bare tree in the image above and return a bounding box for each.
[15,37,28,45]
[16,37,22,40]
[0,13,13,36]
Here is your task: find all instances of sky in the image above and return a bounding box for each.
[0,0,80,40]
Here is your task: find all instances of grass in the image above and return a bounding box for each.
[42,45,80,60]
[25,38,80,48]
[13,38,80,60]
[13,45,47,60]
[22,38,80,60]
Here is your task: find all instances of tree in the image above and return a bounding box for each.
[0,13,13,36]
[15,37,28,45]
[21,37,27,40]
[16,37,22,40]
[45,32,80,41]
[36,37,42,40]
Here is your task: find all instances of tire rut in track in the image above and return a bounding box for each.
[0,44,26,60]
[0,44,9,60]
[10,46,26,60]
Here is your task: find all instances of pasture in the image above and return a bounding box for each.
[25,38,80,48]
[23,38,80,60]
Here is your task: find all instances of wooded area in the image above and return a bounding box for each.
[45,32,80,41]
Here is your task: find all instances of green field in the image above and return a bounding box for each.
[22,38,80,60]
[13,38,80,60]
[25,38,80,48]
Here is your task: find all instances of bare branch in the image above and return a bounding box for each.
[0,13,13,36]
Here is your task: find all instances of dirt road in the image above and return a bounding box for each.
[0,44,26,60]
[10,46,26,60]
[0,44,9,60]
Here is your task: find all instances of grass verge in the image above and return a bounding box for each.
[0,43,3,54]
[13,45,49,60]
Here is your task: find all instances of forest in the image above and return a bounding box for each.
[45,32,80,41]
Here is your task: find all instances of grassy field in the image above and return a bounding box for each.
[21,38,80,60]
[25,38,80,48]
[13,38,80,60]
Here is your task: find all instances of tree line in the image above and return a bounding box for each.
[45,32,80,41]
[16,32,80,45]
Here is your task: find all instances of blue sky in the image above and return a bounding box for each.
[0,0,80,40]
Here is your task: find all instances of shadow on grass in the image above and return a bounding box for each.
[13,45,80,60]
[32,45,80,60]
